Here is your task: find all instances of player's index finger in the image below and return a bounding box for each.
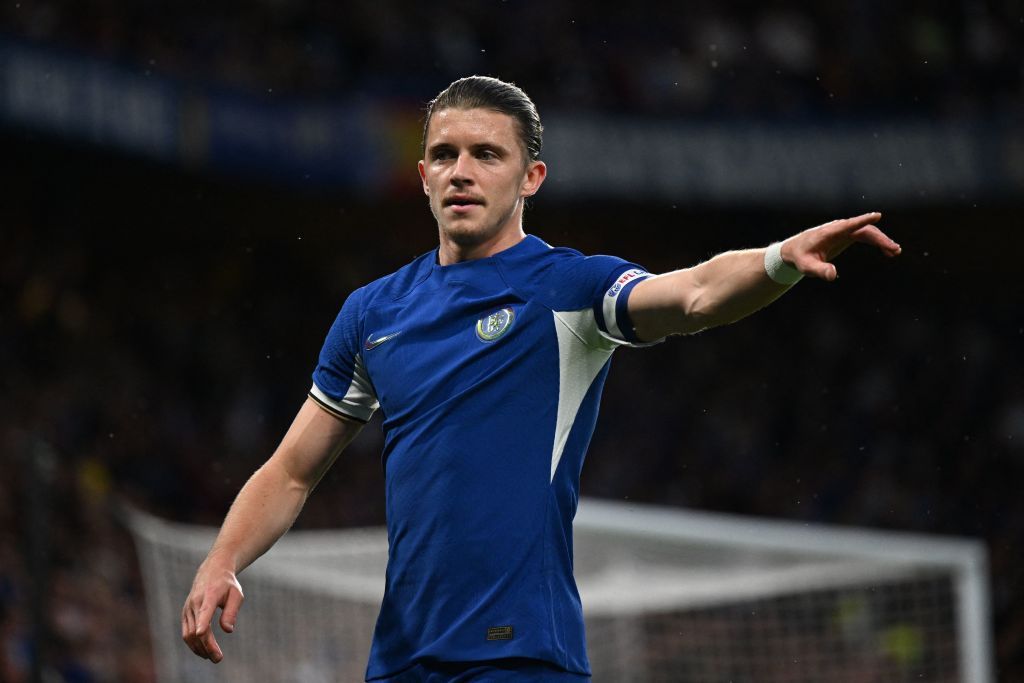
[843,212,882,230]
[820,213,882,244]
[194,598,218,636]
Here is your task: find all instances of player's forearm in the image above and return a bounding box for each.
[631,248,793,338]
[204,455,313,574]
[201,399,359,573]
[684,248,793,328]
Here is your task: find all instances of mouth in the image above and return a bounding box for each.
[443,195,485,213]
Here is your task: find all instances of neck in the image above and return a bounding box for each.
[437,225,526,266]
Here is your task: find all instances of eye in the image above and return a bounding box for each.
[477,149,499,161]
[431,148,455,161]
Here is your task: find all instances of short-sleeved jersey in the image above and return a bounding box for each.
[311,235,656,681]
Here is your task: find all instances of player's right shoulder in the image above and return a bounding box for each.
[348,250,435,310]
[322,250,434,350]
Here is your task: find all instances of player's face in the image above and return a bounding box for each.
[419,108,545,258]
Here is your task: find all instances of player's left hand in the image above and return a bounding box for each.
[182,557,244,664]
[781,212,901,281]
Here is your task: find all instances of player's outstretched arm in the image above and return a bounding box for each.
[181,397,363,663]
[628,212,901,341]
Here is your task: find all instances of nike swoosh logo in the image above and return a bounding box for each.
[364,331,402,350]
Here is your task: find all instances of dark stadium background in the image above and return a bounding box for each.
[1,2,1022,681]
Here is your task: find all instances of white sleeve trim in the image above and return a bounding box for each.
[310,353,378,422]
[599,270,665,348]
[601,268,648,341]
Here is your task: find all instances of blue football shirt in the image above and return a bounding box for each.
[310,235,656,680]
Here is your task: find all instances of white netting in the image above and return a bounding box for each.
[126,499,992,683]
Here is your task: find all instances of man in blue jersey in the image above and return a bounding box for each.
[181,76,901,681]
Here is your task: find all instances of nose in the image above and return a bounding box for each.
[451,152,474,187]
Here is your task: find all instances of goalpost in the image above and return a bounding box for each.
[573,499,992,683]
[126,498,992,683]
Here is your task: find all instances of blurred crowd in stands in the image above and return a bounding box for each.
[1,0,1021,119]
[1,138,1022,680]
[1,1,1022,681]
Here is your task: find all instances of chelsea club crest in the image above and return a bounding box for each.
[476,307,516,342]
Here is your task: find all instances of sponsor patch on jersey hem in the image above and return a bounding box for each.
[486,625,514,641]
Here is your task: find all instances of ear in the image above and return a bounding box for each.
[417,160,429,196]
[520,160,547,198]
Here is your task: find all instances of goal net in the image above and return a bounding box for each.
[126,498,992,683]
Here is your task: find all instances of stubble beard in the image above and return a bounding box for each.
[435,196,521,249]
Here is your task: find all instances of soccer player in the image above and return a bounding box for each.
[181,76,901,681]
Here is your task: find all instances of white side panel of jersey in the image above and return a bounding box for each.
[310,352,379,422]
[550,309,616,482]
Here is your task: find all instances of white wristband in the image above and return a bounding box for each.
[764,242,804,285]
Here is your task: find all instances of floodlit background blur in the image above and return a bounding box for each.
[2,1,1022,681]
